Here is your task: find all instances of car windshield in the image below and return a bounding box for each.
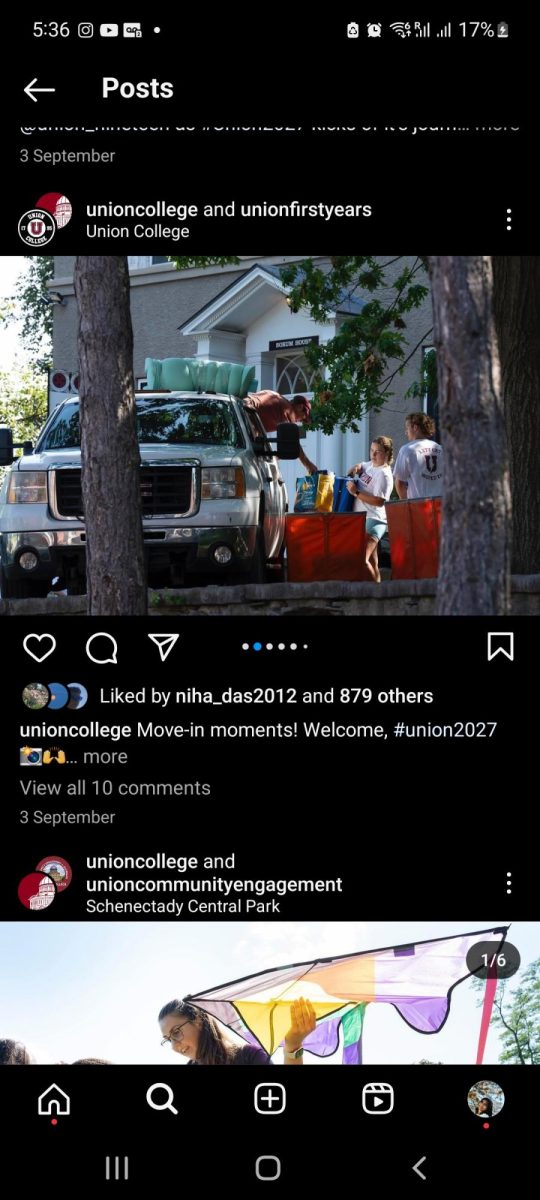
[37,397,244,450]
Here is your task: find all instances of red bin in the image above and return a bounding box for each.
[386,498,442,579]
[285,512,369,582]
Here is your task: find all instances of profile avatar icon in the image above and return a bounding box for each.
[36,192,73,229]
[36,856,73,891]
[67,682,88,710]
[47,683,70,710]
[22,683,50,710]
[467,1080,505,1122]
[18,872,57,912]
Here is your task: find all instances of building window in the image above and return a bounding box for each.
[275,354,317,395]
[422,346,439,433]
[128,256,169,269]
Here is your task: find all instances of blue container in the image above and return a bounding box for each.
[333,477,355,513]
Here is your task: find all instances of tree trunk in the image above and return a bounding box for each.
[74,256,146,614]
[492,256,540,574]
[429,256,511,615]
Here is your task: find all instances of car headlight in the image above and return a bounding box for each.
[201,467,245,499]
[7,471,48,504]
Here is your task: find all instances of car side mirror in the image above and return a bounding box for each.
[276,422,301,460]
[0,425,14,466]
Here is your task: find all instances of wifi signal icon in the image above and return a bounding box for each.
[390,22,411,37]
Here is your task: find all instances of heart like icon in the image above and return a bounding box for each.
[23,633,57,663]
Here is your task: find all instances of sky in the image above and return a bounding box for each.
[0,256,32,369]
[0,919,536,1066]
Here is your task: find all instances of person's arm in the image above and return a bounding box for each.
[283,997,317,1065]
[393,448,409,499]
[346,481,384,507]
[299,447,318,474]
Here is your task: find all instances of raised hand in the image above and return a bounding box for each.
[284,997,317,1051]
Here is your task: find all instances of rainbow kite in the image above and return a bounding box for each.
[187,926,508,1064]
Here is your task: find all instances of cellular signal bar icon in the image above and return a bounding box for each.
[414,22,430,37]
[436,22,452,37]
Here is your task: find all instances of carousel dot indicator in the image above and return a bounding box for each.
[278,643,286,650]
[253,642,262,651]
[266,644,273,650]
[290,643,297,650]
[242,643,249,650]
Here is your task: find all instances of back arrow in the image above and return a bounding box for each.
[24,78,56,102]
[412,1157,427,1180]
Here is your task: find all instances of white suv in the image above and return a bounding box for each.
[0,392,298,597]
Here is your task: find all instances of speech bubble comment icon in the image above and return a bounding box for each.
[85,632,118,664]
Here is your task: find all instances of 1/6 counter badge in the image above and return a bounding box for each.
[18,192,72,245]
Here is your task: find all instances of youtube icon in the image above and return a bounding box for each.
[100,23,118,36]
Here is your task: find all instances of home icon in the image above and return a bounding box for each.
[38,1083,71,1117]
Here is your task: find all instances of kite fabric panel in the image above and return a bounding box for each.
[187,926,508,1061]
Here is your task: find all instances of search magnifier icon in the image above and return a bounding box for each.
[146,1082,178,1115]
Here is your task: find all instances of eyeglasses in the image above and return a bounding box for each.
[160,1019,191,1046]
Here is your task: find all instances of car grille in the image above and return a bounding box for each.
[52,466,197,518]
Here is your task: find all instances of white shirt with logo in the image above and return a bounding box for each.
[352,462,393,522]
[393,438,443,498]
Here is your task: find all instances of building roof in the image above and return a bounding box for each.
[178,262,364,336]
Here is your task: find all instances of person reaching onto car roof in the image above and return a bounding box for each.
[245,391,318,474]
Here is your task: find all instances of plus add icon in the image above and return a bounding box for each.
[254,1082,286,1115]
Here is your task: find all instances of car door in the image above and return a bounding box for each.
[244,407,286,558]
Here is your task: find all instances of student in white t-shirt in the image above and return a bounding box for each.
[393,412,443,499]
[346,436,394,582]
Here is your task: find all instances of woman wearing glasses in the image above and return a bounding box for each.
[159,997,316,1065]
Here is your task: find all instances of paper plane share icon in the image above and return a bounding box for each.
[147,633,180,662]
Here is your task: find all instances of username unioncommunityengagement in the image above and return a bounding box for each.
[85,860,342,915]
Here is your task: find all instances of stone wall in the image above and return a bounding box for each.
[2,577,539,617]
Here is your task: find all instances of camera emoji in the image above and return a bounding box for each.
[347,22,359,38]
[367,22,382,37]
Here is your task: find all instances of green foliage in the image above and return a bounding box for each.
[170,257,240,270]
[0,257,54,356]
[280,256,430,433]
[0,363,48,442]
[471,957,540,1064]
[406,345,438,403]
[0,363,47,484]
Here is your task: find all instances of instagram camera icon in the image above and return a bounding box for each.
[347,22,359,38]
[78,22,94,38]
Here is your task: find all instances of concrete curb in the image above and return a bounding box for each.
[1,575,539,616]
